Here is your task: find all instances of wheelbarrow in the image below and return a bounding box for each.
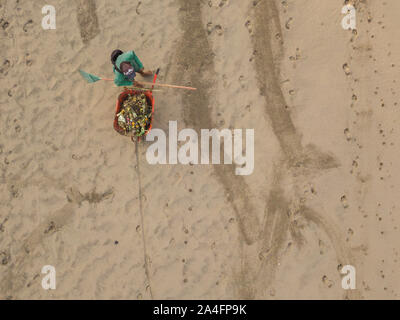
[113,68,160,142]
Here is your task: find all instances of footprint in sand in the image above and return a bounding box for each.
[23,19,33,33]
[239,75,246,89]
[0,250,11,265]
[341,195,349,209]
[206,22,214,35]
[206,23,223,36]
[25,53,33,66]
[344,128,352,141]
[350,158,358,174]
[285,17,293,30]
[322,275,334,288]
[207,0,229,8]
[249,50,257,62]
[9,185,21,198]
[136,1,142,15]
[0,59,11,76]
[245,20,253,34]
[219,0,229,7]
[214,24,223,36]
[318,239,327,255]
[43,221,57,235]
[343,63,351,76]
[0,218,7,233]
[0,18,9,30]
[347,228,354,237]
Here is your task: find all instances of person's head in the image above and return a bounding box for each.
[111,49,123,65]
[111,49,136,81]
[120,61,136,81]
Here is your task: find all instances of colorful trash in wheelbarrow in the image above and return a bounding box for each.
[114,91,154,137]
[113,69,159,139]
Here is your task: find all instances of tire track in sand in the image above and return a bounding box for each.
[172,0,260,246]
[171,0,359,299]
[249,0,360,299]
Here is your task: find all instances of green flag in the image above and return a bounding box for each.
[79,70,102,83]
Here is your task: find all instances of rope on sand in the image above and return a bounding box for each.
[134,142,154,299]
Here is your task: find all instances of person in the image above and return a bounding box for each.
[111,49,153,87]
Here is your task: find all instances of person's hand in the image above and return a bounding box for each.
[139,69,153,77]
[133,80,144,88]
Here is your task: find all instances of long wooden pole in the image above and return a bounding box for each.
[101,78,196,91]
[138,80,196,91]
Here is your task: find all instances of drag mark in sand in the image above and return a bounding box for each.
[250,0,359,298]
[75,0,100,44]
[135,143,154,299]
[252,0,339,169]
[172,0,260,246]
[172,0,357,299]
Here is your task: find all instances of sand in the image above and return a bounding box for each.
[0,0,399,299]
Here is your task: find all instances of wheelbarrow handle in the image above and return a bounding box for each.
[151,68,160,91]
